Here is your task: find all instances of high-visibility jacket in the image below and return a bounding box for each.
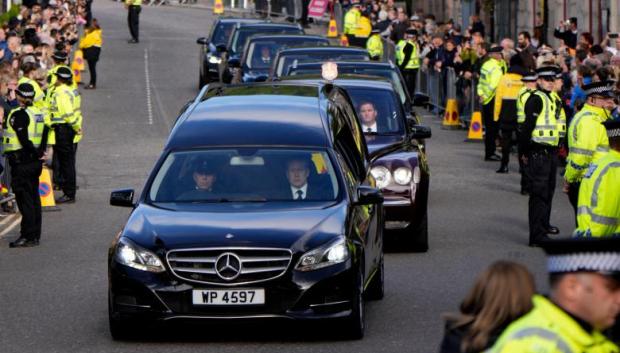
[125,0,142,5]
[493,73,523,122]
[49,84,79,128]
[488,295,619,353]
[396,40,420,69]
[552,91,567,138]
[477,58,505,105]
[3,106,45,153]
[366,34,383,59]
[70,87,83,143]
[574,149,620,238]
[18,77,45,108]
[354,16,371,38]
[46,64,73,91]
[516,87,534,124]
[565,104,610,183]
[79,28,102,49]
[343,8,361,35]
[530,91,559,146]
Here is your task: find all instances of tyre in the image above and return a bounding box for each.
[365,255,384,300]
[401,212,428,252]
[343,269,365,339]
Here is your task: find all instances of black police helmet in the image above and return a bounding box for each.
[15,83,35,99]
[55,66,73,81]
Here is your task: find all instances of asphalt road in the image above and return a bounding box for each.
[0,2,575,352]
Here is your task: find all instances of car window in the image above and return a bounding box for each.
[245,39,329,70]
[345,87,405,135]
[232,28,303,55]
[149,149,339,203]
[212,22,235,46]
[276,52,370,77]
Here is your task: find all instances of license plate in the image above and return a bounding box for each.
[192,289,265,305]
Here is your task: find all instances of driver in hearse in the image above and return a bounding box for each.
[358,101,386,133]
[178,161,219,200]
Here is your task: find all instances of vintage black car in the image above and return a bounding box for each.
[283,75,431,251]
[196,17,265,89]
[220,23,304,83]
[233,34,330,83]
[108,82,384,340]
[270,46,370,79]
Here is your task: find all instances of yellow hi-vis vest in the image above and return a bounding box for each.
[551,91,567,138]
[366,34,383,59]
[396,40,420,69]
[565,104,610,183]
[50,84,78,127]
[488,295,619,353]
[477,57,504,105]
[531,91,559,146]
[354,16,371,38]
[125,0,142,5]
[69,86,83,143]
[343,8,360,35]
[516,86,533,124]
[3,106,45,153]
[18,77,45,108]
[575,149,620,238]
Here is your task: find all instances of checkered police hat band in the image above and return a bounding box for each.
[16,90,35,98]
[608,128,620,138]
[585,85,613,96]
[548,253,620,273]
[537,71,556,77]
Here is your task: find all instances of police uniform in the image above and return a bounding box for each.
[574,120,620,238]
[49,67,79,203]
[4,83,48,248]
[46,51,70,89]
[488,238,620,353]
[343,3,361,47]
[519,66,562,245]
[565,81,614,223]
[515,72,538,194]
[126,0,142,43]
[366,29,383,61]
[396,29,420,97]
[477,46,506,161]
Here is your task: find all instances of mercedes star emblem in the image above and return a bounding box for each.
[215,252,242,280]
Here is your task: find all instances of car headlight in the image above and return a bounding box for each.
[296,236,350,272]
[208,55,222,64]
[393,167,412,185]
[115,238,165,273]
[370,166,391,189]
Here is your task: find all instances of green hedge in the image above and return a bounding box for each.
[0,6,20,27]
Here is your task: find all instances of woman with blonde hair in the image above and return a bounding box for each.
[438,261,536,353]
[79,18,102,89]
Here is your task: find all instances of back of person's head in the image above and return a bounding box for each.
[457,261,536,353]
[590,44,604,56]
[575,49,588,63]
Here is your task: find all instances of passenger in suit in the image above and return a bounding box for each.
[358,101,384,133]
[284,158,330,200]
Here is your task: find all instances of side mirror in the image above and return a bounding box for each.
[411,125,432,139]
[412,93,430,107]
[228,57,240,68]
[196,37,209,45]
[110,189,135,207]
[216,44,227,53]
[355,186,383,205]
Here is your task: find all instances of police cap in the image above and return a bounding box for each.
[541,238,620,280]
[536,65,561,78]
[603,119,620,140]
[52,50,67,61]
[55,66,73,80]
[405,29,418,36]
[582,80,616,98]
[521,72,538,82]
[194,161,216,175]
[488,46,503,54]
[371,28,381,34]
[15,83,35,99]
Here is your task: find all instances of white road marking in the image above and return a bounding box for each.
[144,48,154,125]
[0,215,21,238]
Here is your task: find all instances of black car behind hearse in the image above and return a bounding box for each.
[108,74,384,340]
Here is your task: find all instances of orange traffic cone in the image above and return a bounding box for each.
[441,99,460,129]
[71,59,81,85]
[214,0,224,14]
[74,49,85,72]
[465,111,483,142]
[340,34,349,47]
[327,17,338,38]
[39,167,60,211]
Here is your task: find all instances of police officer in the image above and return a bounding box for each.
[488,238,620,353]
[477,46,506,161]
[49,67,79,203]
[516,72,538,195]
[564,81,615,223]
[343,0,361,47]
[4,83,48,248]
[366,28,383,61]
[46,50,70,89]
[396,29,420,97]
[519,66,562,246]
[125,0,142,44]
[574,120,620,238]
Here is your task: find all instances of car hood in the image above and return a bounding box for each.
[121,202,347,252]
[366,134,405,155]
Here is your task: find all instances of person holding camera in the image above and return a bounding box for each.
[554,17,578,50]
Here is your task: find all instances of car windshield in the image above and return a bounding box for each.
[290,67,408,105]
[211,22,235,46]
[149,148,340,203]
[345,87,405,135]
[275,52,370,77]
[245,39,329,70]
[232,27,303,55]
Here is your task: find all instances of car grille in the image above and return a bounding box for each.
[166,248,293,286]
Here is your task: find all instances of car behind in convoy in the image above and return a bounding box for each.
[270,46,370,80]
[108,81,384,340]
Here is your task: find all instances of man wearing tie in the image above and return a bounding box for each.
[359,101,379,133]
[285,158,329,200]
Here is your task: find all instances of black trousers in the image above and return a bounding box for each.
[54,125,76,198]
[128,5,141,41]
[526,150,558,244]
[402,69,418,98]
[300,0,310,25]
[482,99,497,158]
[499,127,517,168]
[87,58,98,86]
[568,181,580,226]
[9,159,42,241]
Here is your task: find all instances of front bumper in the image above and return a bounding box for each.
[109,258,356,322]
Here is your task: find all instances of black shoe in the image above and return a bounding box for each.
[56,195,76,204]
[485,155,501,161]
[9,238,39,248]
[529,235,552,247]
[546,226,560,235]
[496,165,509,173]
[128,39,139,44]
[84,84,96,89]
[520,189,529,196]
